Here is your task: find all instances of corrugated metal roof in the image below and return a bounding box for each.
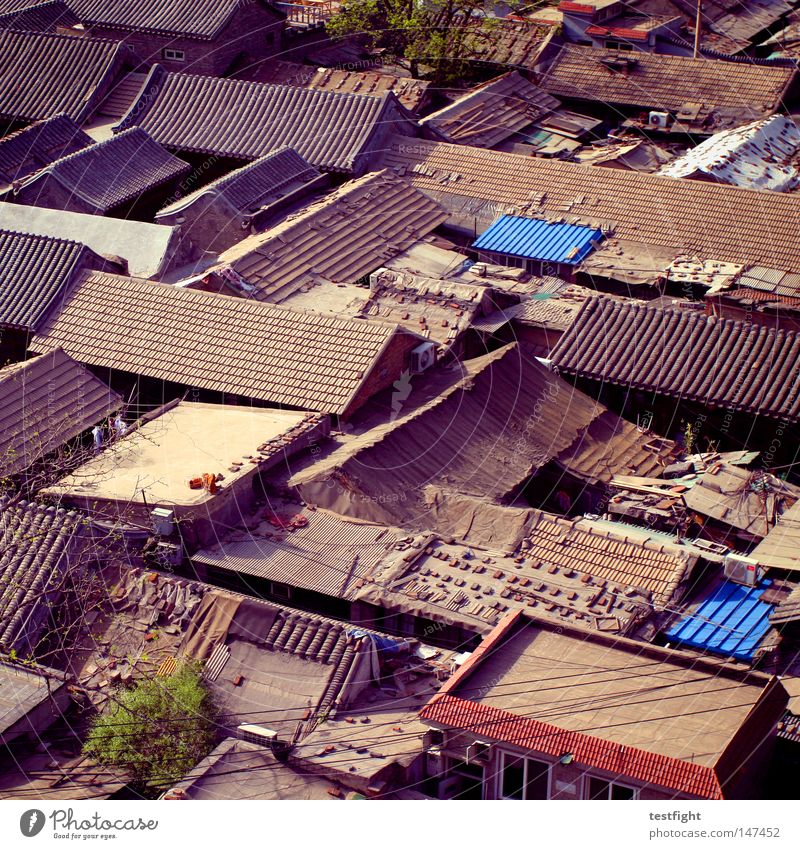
[665,579,775,661]
[473,215,603,264]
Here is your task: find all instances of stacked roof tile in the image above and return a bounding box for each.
[0,498,84,653]
[251,60,430,112]
[382,136,800,271]
[0,349,122,477]
[0,0,77,31]
[420,72,560,148]
[217,170,448,302]
[551,296,800,423]
[0,30,129,124]
[30,271,409,415]
[0,115,93,186]
[117,68,417,173]
[0,229,106,331]
[70,0,282,39]
[539,44,795,121]
[15,127,191,214]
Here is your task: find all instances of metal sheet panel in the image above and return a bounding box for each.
[472,215,603,264]
[665,579,775,661]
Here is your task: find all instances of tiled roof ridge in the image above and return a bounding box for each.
[0,25,122,47]
[0,494,81,521]
[157,145,316,213]
[421,693,724,798]
[540,510,692,562]
[392,134,800,202]
[31,125,153,169]
[0,225,85,252]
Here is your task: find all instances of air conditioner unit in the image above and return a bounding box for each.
[465,740,492,764]
[723,553,762,587]
[238,724,278,746]
[648,111,669,129]
[150,507,175,536]
[410,341,436,374]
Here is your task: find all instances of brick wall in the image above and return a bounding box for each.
[86,1,284,76]
[344,330,422,419]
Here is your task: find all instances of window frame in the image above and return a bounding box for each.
[497,750,552,800]
[163,48,186,62]
[584,774,640,800]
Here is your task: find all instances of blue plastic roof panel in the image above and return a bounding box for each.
[472,215,603,264]
[664,579,774,661]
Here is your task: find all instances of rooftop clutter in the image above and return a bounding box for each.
[1,0,800,805]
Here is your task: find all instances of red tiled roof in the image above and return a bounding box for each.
[422,693,724,799]
[559,1,596,12]
[586,25,650,41]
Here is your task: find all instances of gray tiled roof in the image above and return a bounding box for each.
[158,146,320,217]
[552,296,800,423]
[0,0,77,31]
[17,128,191,213]
[30,270,407,414]
[194,508,402,598]
[0,498,83,654]
[218,169,448,302]
[70,0,283,40]
[0,229,104,330]
[117,67,416,173]
[0,29,128,123]
[0,114,93,185]
[539,44,795,119]
[0,349,122,477]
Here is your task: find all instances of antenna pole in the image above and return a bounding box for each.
[694,0,702,59]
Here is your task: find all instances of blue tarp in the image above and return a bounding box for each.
[665,579,775,661]
[472,215,603,264]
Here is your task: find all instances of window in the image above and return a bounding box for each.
[269,581,292,600]
[606,40,633,51]
[499,752,550,800]
[163,48,185,61]
[586,776,638,800]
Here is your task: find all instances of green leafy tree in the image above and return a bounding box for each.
[327,0,506,84]
[83,661,219,791]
